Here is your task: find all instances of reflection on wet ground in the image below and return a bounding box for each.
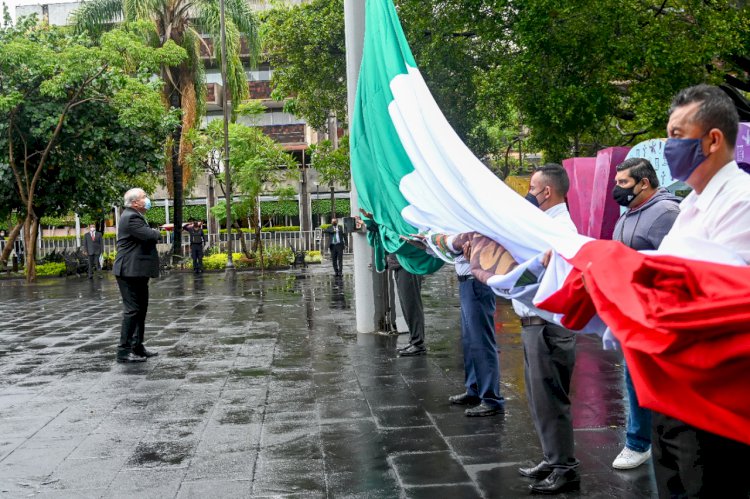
[0,258,656,498]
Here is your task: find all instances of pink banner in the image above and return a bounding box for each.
[563,147,630,239]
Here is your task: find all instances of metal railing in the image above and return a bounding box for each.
[3,230,353,260]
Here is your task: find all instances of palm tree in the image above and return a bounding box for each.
[73,0,259,255]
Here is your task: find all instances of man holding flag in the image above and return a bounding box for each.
[649,84,750,498]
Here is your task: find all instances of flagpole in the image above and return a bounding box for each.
[345,0,386,333]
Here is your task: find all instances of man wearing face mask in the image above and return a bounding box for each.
[516,164,582,495]
[113,188,161,363]
[324,217,347,276]
[610,158,680,471]
[83,224,104,279]
[653,84,750,498]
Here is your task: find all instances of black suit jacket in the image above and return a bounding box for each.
[83,231,103,256]
[324,224,347,248]
[113,208,160,278]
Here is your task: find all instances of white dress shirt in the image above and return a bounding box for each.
[659,161,750,265]
[513,202,578,318]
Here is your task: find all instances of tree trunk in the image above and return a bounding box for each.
[23,215,39,282]
[169,89,184,258]
[0,221,22,269]
[235,222,251,258]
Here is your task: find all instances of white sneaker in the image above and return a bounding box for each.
[612,447,651,469]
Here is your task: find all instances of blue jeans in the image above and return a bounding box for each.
[459,278,503,409]
[624,361,651,452]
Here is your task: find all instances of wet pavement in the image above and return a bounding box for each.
[0,257,657,498]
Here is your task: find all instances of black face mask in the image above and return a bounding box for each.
[525,191,540,208]
[612,185,638,207]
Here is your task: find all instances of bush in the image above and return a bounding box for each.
[40,250,66,263]
[305,250,322,264]
[34,262,66,277]
[102,251,116,270]
[196,247,293,270]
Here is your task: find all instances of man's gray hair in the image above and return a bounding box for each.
[123,188,146,208]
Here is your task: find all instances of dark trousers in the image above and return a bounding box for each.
[522,322,578,471]
[116,276,150,357]
[459,278,503,408]
[87,254,101,278]
[394,267,424,347]
[652,412,750,499]
[330,243,344,275]
[190,244,203,272]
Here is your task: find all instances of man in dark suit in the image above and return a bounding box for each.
[113,188,160,363]
[323,218,347,276]
[82,224,104,279]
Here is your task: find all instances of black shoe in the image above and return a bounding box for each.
[529,469,580,495]
[133,348,158,358]
[519,461,553,479]
[465,402,503,417]
[448,393,481,405]
[398,344,426,357]
[396,343,413,351]
[116,352,147,363]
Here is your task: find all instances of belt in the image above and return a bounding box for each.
[457,275,475,282]
[520,316,548,327]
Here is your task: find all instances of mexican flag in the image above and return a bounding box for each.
[350,0,750,446]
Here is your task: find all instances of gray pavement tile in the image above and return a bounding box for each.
[373,405,432,429]
[105,468,184,498]
[42,456,124,491]
[251,456,326,496]
[176,479,252,498]
[317,397,371,421]
[391,451,472,486]
[183,451,256,481]
[326,470,401,498]
[381,426,450,455]
[404,483,482,499]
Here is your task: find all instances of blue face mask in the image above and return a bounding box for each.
[144,197,152,211]
[664,136,709,182]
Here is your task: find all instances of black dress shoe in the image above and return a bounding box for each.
[448,392,481,405]
[465,402,503,417]
[116,352,147,363]
[529,469,580,495]
[134,348,158,358]
[519,461,553,479]
[398,344,426,357]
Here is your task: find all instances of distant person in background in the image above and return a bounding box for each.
[183,219,206,274]
[324,218,347,277]
[83,224,104,279]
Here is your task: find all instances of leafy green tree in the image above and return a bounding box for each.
[0,19,184,280]
[310,136,350,218]
[190,120,296,255]
[262,0,347,131]
[72,0,260,255]
[490,0,750,161]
